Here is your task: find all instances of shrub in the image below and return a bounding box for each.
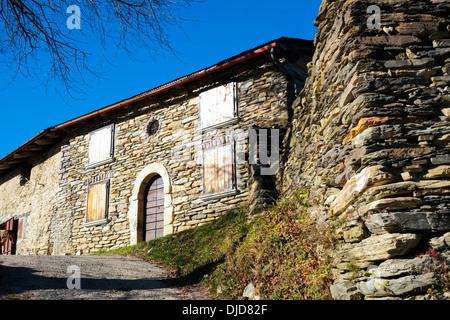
[204,192,335,300]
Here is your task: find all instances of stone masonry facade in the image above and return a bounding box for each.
[0,144,61,255]
[59,58,297,255]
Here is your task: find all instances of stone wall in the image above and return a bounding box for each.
[56,52,307,254]
[283,0,450,299]
[0,144,61,255]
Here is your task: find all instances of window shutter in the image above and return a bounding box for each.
[87,181,109,222]
[200,83,236,128]
[200,87,219,127]
[217,82,236,123]
[221,143,234,191]
[203,143,234,195]
[89,125,114,164]
[203,148,218,194]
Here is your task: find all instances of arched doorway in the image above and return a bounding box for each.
[144,175,164,241]
[128,162,174,245]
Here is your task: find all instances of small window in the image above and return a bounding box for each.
[147,119,160,137]
[86,181,109,223]
[203,143,235,195]
[20,165,32,186]
[200,83,237,128]
[88,124,114,165]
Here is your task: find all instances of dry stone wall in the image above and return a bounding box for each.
[283,0,450,299]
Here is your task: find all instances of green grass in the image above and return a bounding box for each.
[97,193,335,300]
[203,194,335,300]
[96,208,249,278]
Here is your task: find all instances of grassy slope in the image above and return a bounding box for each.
[97,195,335,300]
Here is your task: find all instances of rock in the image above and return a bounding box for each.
[433,40,450,48]
[343,226,370,243]
[362,147,435,165]
[359,197,423,216]
[357,272,437,297]
[329,165,393,216]
[243,282,257,299]
[337,233,421,262]
[325,194,338,206]
[431,154,450,165]
[441,108,450,117]
[339,93,396,126]
[423,165,450,179]
[330,279,361,300]
[401,171,414,181]
[367,256,441,278]
[429,232,450,250]
[342,117,399,145]
[365,212,450,234]
[365,296,403,300]
[384,58,435,69]
[406,48,420,59]
[365,212,399,234]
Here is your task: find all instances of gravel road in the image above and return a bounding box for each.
[0,255,210,300]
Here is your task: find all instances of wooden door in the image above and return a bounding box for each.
[144,175,164,241]
[3,218,17,255]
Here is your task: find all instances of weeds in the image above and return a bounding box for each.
[204,192,335,300]
[98,191,336,300]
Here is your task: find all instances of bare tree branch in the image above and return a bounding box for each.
[0,0,194,100]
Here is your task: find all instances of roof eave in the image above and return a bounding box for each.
[51,40,282,132]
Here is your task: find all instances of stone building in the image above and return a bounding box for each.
[0,37,313,255]
[3,0,448,300]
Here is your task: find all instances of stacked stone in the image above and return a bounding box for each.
[0,144,61,255]
[284,0,450,299]
[55,55,296,254]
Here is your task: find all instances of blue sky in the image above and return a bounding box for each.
[0,1,320,159]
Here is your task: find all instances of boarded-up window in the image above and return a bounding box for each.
[87,181,109,222]
[17,218,24,240]
[200,83,237,128]
[88,124,114,165]
[203,143,235,194]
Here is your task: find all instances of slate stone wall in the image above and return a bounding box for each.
[283,0,450,299]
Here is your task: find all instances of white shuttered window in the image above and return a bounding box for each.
[200,83,237,128]
[87,181,109,223]
[88,124,114,165]
[203,143,235,195]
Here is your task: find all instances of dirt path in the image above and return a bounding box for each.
[0,255,210,300]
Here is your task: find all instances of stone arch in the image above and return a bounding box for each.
[128,162,173,245]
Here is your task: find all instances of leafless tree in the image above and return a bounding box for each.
[0,0,194,98]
